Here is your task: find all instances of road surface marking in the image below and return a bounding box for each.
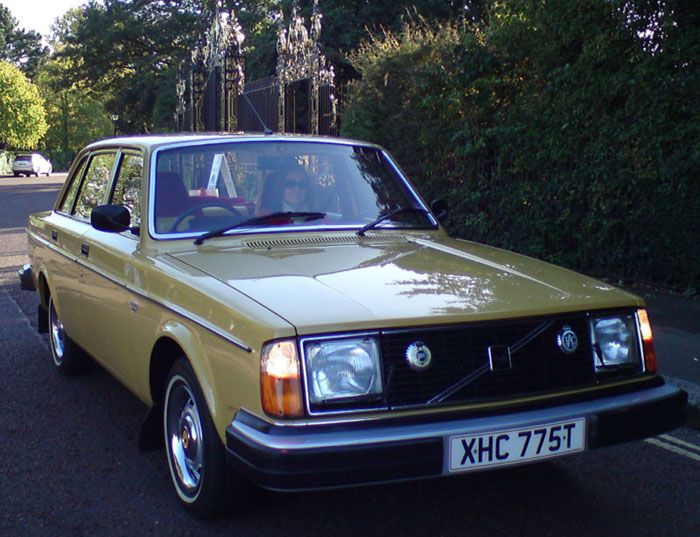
[658,433,700,453]
[645,435,700,462]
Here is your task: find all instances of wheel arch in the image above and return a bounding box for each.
[141,327,221,450]
[37,270,51,310]
[139,335,185,451]
[149,335,185,407]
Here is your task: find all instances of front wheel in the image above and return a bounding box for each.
[163,358,252,518]
[48,296,88,375]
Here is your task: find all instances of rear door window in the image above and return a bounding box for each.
[73,152,117,221]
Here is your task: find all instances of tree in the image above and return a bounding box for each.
[35,56,113,169]
[0,60,48,148]
[57,0,208,133]
[0,3,48,78]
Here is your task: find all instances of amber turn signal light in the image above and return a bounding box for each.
[261,340,303,417]
[637,309,656,373]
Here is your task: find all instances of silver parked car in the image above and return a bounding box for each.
[12,153,53,177]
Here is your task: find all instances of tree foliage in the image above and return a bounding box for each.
[0,3,47,78]
[56,0,208,133]
[0,60,48,148]
[343,0,700,293]
[35,56,113,169]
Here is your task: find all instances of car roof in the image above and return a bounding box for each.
[83,133,381,152]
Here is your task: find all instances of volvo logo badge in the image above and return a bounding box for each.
[405,341,432,371]
[557,326,578,354]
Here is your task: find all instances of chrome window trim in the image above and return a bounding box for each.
[147,138,437,241]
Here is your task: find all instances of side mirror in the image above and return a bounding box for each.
[430,199,449,222]
[91,204,131,233]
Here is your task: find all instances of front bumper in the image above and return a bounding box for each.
[225,381,687,491]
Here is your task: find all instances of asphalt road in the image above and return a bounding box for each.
[1,173,699,537]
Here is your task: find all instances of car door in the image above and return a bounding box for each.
[42,156,92,344]
[78,150,146,389]
[56,151,118,351]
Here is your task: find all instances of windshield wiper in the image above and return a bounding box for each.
[194,212,326,245]
[356,207,430,237]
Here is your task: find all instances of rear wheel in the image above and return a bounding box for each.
[48,296,89,375]
[163,358,252,518]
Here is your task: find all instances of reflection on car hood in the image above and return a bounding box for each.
[170,234,643,333]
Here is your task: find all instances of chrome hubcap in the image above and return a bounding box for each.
[166,379,204,496]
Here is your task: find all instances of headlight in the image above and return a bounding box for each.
[303,336,383,408]
[589,314,642,375]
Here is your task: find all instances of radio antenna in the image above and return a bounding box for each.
[240,92,273,135]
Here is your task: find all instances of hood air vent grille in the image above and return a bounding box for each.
[245,235,410,249]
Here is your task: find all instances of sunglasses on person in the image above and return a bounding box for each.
[284,180,309,189]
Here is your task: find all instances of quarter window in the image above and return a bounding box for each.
[73,152,116,221]
[57,157,88,214]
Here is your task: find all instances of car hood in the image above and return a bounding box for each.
[169,234,643,333]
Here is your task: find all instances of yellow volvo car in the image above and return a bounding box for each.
[20,134,687,517]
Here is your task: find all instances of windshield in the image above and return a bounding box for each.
[151,140,434,238]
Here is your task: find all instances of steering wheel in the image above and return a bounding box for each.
[168,201,242,233]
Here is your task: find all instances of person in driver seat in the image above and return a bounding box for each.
[260,166,312,213]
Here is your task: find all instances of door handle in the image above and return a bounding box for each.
[51,230,58,242]
[80,244,90,257]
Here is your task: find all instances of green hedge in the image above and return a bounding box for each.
[342,1,700,295]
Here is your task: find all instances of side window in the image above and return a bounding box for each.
[73,152,117,221]
[57,157,88,214]
[111,153,143,230]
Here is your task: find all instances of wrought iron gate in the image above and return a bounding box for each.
[176,0,338,136]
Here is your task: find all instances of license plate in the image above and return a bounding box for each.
[448,418,585,472]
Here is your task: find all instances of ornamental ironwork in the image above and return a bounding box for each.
[176,0,338,136]
[176,2,246,132]
[275,0,337,135]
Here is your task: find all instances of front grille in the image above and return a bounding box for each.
[380,314,597,408]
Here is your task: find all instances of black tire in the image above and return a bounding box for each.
[48,296,89,375]
[163,358,252,518]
